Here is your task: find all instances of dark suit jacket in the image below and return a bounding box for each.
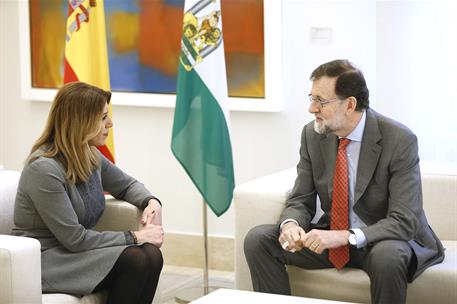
[279,108,444,281]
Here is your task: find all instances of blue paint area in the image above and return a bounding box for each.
[164,0,185,7]
[104,0,178,93]
[104,0,139,13]
[108,51,177,94]
[108,52,142,91]
[137,63,177,94]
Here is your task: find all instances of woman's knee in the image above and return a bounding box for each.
[141,243,164,273]
[118,246,151,276]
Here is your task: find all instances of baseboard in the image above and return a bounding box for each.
[161,233,234,271]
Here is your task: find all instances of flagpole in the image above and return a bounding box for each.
[203,200,210,295]
[174,199,216,303]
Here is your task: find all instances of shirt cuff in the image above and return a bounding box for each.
[279,219,299,231]
[350,228,368,248]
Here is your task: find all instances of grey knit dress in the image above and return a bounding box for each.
[12,152,156,296]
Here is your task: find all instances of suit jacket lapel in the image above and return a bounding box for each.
[320,134,338,200]
[354,109,382,204]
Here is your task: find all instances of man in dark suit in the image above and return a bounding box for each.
[244,59,444,304]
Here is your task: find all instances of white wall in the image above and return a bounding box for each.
[376,0,457,166]
[285,0,377,103]
[0,1,4,168]
[1,0,455,238]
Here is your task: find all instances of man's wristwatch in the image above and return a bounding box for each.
[348,230,357,247]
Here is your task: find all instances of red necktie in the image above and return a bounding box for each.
[329,138,351,269]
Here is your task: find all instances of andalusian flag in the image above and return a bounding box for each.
[171,0,235,216]
[64,0,115,163]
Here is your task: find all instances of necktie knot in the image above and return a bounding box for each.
[338,138,351,150]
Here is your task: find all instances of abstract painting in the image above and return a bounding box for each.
[29,0,265,99]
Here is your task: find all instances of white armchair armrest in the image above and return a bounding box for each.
[0,235,42,304]
[234,168,297,290]
[94,196,143,232]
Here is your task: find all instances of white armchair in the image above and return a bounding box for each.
[234,168,457,304]
[0,169,142,304]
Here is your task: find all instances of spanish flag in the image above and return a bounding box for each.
[63,0,115,163]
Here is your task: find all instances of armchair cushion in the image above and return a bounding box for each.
[42,291,107,304]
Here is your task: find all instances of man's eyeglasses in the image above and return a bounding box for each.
[308,94,339,108]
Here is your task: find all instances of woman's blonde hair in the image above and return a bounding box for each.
[28,81,111,184]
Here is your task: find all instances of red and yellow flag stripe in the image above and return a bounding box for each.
[64,0,115,163]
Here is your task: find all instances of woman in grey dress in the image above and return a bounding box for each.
[12,82,164,304]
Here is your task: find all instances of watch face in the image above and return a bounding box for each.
[349,233,357,246]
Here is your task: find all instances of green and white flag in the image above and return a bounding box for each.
[171,0,235,216]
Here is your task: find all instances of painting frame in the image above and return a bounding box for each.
[18,0,283,112]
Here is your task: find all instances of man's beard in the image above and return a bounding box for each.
[314,119,330,134]
[313,114,344,135]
